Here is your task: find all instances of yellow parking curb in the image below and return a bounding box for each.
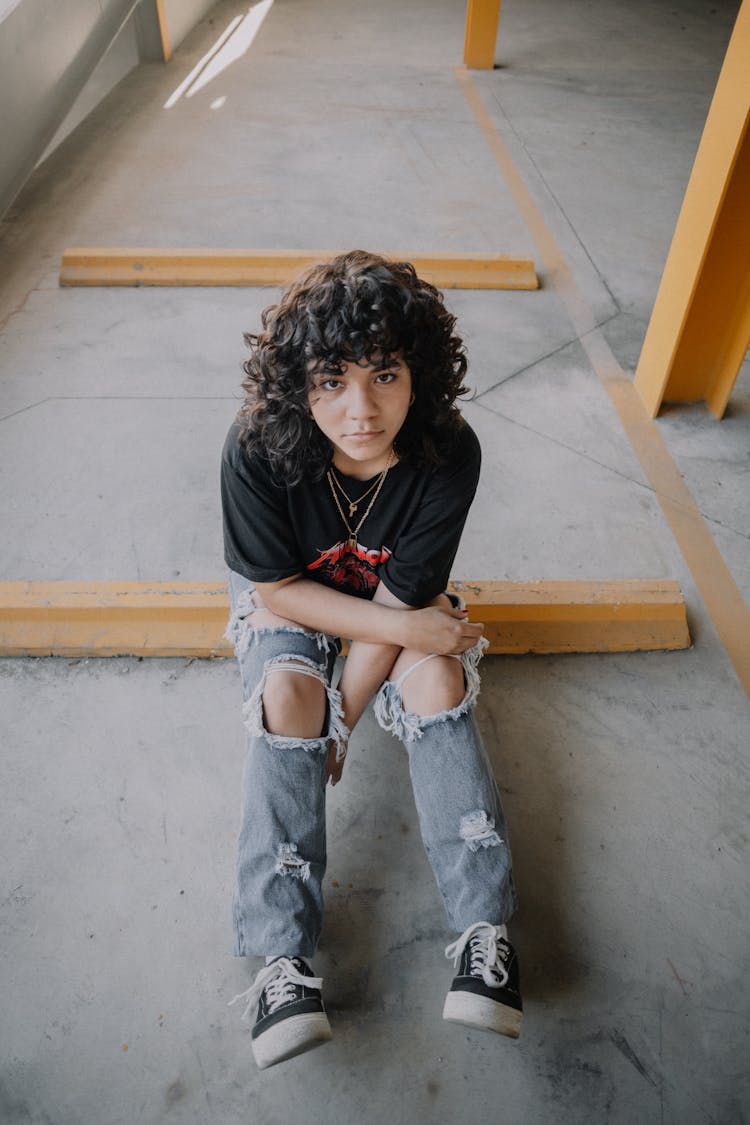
[0,579,689,657]
[59,249,539,290]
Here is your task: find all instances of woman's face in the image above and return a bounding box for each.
[308,356,413,479]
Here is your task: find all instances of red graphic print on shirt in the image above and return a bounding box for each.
[306,540,392,596]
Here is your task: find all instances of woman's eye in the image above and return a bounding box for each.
[321,378,342,390]
[376,372,396,384]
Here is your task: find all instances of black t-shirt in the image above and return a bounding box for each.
[221,420,481,607]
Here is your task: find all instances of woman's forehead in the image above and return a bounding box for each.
[307,349,405,375]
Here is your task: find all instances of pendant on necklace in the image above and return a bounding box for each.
[347,534,357,551]
[348,503,357,517]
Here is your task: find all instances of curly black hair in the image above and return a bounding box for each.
[237,250,469,484]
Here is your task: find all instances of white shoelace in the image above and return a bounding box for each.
[228,957,324,1024]
[445,921,510,988]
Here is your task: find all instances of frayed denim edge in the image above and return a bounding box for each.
[459,809,504,852]
[224,589,334,659]
[373,636,489,743]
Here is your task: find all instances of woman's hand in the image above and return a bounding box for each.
[326,738,347,787]
[401,604,484,655]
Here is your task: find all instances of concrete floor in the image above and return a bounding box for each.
[1,0,749,1121]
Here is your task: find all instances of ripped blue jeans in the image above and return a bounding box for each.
[227,569,517,958]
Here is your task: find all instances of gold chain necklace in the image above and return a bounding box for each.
[326,449,395,550]
[328,465,384,518]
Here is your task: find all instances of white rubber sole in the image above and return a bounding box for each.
[252,1011,332,1070]
[443,991,522,1039]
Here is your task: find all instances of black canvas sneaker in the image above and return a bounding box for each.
[443,921,523,1038]
[229,956,332,1069]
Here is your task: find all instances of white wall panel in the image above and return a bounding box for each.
[162,0,218,53]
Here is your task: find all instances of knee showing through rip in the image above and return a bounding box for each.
[262,664,327,739]
[399,653,465,717]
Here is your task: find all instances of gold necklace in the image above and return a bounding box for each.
[326,449,394,550]
[328,466,384,518]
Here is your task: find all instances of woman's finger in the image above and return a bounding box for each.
[326,741,346,786]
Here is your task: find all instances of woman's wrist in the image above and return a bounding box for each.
[388,606,409,649]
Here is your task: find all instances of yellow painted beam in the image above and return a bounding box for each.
[450,579,690,654]
[634,0,750,419]
[0,580,689,658]
[58,249,538,291]
[0,583,230,659]
[464,0,502,69]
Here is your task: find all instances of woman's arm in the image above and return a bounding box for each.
[255,575,482,655]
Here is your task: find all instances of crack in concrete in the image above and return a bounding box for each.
[470,397,750,541]
[0,398,53,424]
[486,84,620,314]
[472,314,622,399]
[0,395,236,424]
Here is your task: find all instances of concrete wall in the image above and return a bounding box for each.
[37,16,140,165]
[0,0,220,217]
[0,0,141,217]
[0,0,23,21]
[37,0,220,165]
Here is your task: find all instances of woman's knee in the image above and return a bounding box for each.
[392,651,465,717]
[262,664,327,739]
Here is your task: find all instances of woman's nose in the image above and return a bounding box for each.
[347,384,377,419]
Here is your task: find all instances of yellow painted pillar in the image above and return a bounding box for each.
[155,0,172,62]
[634,0,750,419]
[463,0,502,70]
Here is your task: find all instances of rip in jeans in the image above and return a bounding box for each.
[373,637,489,742]
[243,652,349,762]
[225,587,334,659]
[460,810,503,852]
[275,842,311,883]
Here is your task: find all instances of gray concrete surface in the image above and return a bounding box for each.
[1,0,749,1122]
